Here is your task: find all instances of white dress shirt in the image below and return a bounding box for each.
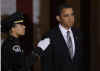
[59,24,75,56]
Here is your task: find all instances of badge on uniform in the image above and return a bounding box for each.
[12,45,21,52]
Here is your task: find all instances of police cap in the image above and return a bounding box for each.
[1,12,25,33]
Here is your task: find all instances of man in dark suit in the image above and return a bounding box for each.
[36,4,85,71]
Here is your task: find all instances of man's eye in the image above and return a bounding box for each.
[64,14,74,17]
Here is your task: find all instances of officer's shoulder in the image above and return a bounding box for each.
[1,38,11,48]
[5,36,15,43]
[2,36,18,47]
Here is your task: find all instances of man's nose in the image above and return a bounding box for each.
[68,16,74,20]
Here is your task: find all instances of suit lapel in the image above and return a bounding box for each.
[54,26,71,60]
[71,28,80,61]
[55,26,68,49]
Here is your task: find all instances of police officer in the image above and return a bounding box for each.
[1,12,33,71]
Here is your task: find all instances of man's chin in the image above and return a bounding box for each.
[21,33,25,36]
[68,23,74,27]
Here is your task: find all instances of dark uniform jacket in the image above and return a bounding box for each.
[38,25,85,71]
[1,35,35,71]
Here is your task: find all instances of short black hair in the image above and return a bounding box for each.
[56,4,73,16]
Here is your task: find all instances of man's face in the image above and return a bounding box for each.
[56,8,74,29]
[13,24,26,36]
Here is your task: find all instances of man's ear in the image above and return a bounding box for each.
[56,16,61,22]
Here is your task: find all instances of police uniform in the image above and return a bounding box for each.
[1,12,35,71]
[2,35,26,71]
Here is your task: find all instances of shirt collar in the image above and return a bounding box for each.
[59,24,71,34]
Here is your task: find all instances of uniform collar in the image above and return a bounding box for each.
[8,35,20,41]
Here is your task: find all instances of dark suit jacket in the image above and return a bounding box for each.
[40,25,85,71]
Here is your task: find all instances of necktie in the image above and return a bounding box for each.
[67,31,74,59]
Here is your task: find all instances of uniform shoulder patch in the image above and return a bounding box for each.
[12,45,21,52]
